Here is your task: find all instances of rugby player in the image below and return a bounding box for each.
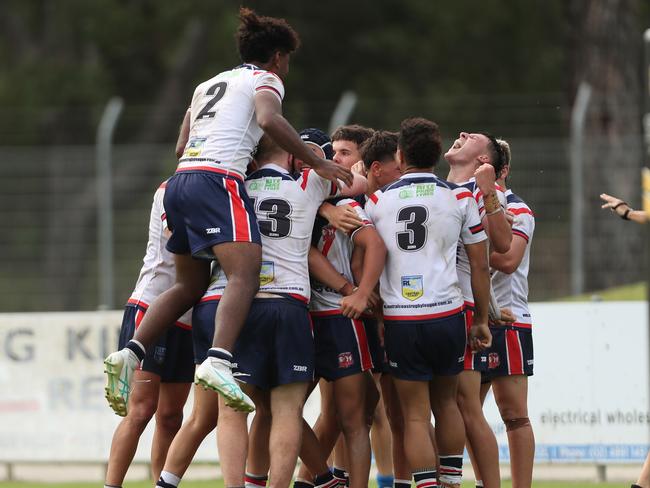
[482,139,536,488]
[366,117,492,488]
[104,8,352,416]
[445,131,512,488]
[156,131,364,488]
[104,182,193,488]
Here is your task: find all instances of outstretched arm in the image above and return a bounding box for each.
[600,193,648,224]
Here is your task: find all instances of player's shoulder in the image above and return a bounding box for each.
[506,190,534,216]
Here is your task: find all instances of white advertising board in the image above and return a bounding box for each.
[0,302,648,463]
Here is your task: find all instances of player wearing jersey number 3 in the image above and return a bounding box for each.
[103,8,352,417]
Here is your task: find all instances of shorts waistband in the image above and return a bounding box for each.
[175,160,245,181]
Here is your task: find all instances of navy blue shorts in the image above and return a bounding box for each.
[463,306,488,372]
[483,325,534,381]
[384,312,466,381]
[312,313,374,381]
[364,317,389,374]
[118,304,194,383]
[164,171,261,258]
[192,298,314,389]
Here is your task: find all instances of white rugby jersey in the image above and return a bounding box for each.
[202,164,339,303]
[365,173,487,320]
[178,64,285,179]
[491,189,535,327]
[128,182,191,329]
[310,197,373,314]
[455,178,507,305]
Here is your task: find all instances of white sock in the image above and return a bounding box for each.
[157,470,182,488]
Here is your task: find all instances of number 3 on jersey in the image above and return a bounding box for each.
[396,205,428,251]
[253,197,292,239]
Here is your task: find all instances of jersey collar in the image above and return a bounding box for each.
[236,63,261,70]
[259,162,291,175]
[401,172,436,179]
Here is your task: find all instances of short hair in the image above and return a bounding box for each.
[236,8,300,64]
[398,118,441,169]
[479,131,506,177]
[360,131,398,170]
[331,124,374,147]
[254,134,283,162]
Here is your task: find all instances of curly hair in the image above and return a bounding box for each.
[398,118,441,169]
[360,131,398,170]
[236,8,300,64]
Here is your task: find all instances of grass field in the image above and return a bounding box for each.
[0,481,629,488]
[563,281,646,301]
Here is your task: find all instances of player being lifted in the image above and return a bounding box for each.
[365,118,492,488]
[445,131,512,488]
[103,8,352,415]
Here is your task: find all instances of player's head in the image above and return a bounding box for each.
[495,138,511,184]
[361,130,401,189]
[331,124,374,169]
[444,131,505,175]
[253,134,289,169]
[292,128,333,173]
[397,117,442,170]
[236,8,300,79]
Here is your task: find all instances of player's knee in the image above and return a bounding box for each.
[155,409,184,433]
[503,416,531,432]
[127,398,157,427]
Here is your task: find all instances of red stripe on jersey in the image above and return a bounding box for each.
[244,477,267,488]
[505,329,524,375]
[351,318,374,371]
[509,207,534,216]
[469,223,484,234]
[161,212,166,222]
[127,298,149,308]
[176,165,244,181]
[385,306,464,321]
[512,322,532,329]
[135,309,145,328]
[226,179,252,241]
[175,320,192,330]
[348,201,361,208]
[321,230,336,257]
[255,85,282,99]
[159,181,167,189]
[300,169,310,190]
[495,184,505,192]
[475,190,483,203]
[200,295,223,303]
[456,191,473,200]
[330,181,338,196]
[463,307,475,370]
[416,482,438,488]
[512,229,529,242]
[369,193,379,203]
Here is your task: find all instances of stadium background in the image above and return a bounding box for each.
[1,0,650,485]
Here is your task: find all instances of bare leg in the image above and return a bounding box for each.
[637,450,650,487]
[211,242,261,351]
[382,374,410,481]
[333,373,372,488]
[160,382,219,479]
[371,373,393,478]
[268,382,310,488]
[105,370,160,486]
[456,371,499,488]
[150,382,192,481]
[247,402,272,478]
[492,375,534,488]
[133,255,210,348]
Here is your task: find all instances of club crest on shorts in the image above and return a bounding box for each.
[154,346,166,365]
[401,275,423,301]
[259,261,275,286]
[488,352,500,369]
[338,352,354,369]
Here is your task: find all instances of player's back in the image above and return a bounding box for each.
[205,165,336,303]
[180,64,285,178]
[366,173,483,320]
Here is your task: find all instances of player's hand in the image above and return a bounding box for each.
[314,159,354,188]
[340,289,370,319]
[469,321,492,351]
[366,290,381,311]
[600,193,629,217]
[326,204,363,233]
[493,307,515,326]
[351,160,366,176]
[474,163,497,195]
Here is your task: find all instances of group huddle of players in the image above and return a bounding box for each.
[102,8,535,488]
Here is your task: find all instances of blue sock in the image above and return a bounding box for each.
[377,474,394,488]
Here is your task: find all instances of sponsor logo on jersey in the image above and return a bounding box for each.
[338,352,354,369]
[185,137,206,157]
[488,352,500,369]
[206,227,221,234]
[259,261,275,286]
[293,365,308,372]
[389,360,398,368]
[249,177,281,192]
[398,183,435,200]
[401,275,423,301]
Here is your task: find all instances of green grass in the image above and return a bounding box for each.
[0,482,627,488]
[562,281,646,301]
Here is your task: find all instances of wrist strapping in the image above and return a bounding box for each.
[622,208,632,220]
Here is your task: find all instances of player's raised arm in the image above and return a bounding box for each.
[254,91,353,187]
[475,162,512,253]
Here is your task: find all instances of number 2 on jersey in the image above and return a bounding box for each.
[195,81,228,120]
[396,205,428,251]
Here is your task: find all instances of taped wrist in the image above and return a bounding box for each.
[483,192,500,213]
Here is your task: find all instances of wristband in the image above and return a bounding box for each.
[622,208,631,220]
[483,192,500,213]
[612,201,628,210]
